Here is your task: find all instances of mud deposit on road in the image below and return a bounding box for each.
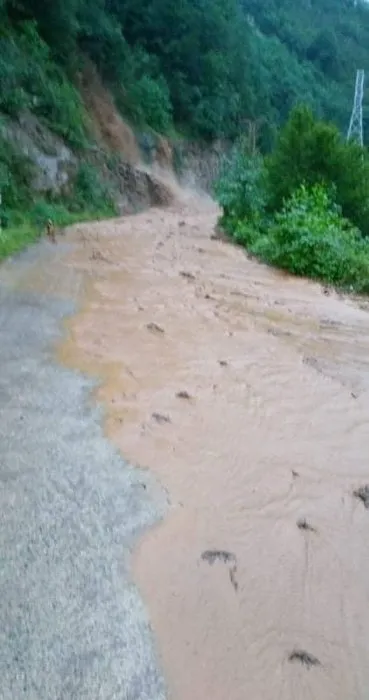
[55,192,369,699]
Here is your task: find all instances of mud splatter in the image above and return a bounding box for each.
[297,518,317,533]
[353,485,369,509]
[201,550,238,592]
[288,650,321,668]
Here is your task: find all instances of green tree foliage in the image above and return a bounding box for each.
[215,107,369,293]
[241,0,369,136]
[266,105,369,236]
[2,0,369,140]
[214,138,267,227]
[252,184,369,292]
[0,20,88,147]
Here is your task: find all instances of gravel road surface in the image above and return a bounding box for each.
[0,240,167,700]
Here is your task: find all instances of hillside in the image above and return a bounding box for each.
[1,0,369,258]
[243,0,369,141]
[2,0,369,142]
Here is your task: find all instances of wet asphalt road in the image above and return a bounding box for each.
[0,242,166,699]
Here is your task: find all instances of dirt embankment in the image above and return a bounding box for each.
[47,185,369,700]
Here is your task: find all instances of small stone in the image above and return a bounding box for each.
[354,485,369,508]
[176,390,192,400]
[152,412,171,424]
[297,518,316,533]
[288,650,321,668]
[146,322,164,334]
[180,271,196,280]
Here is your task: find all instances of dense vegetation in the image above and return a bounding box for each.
[1,0,369,143]
[215,106,369,293]
[0,0,369,265]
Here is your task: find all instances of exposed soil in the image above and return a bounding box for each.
[78,61,140,165]
[22,187,369,700]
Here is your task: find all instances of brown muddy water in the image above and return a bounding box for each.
[14,192,369,698]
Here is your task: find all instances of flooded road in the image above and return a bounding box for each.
[35,194,369,698]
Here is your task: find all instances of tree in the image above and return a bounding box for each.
[266,105,369,236]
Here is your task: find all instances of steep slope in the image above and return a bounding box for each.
[243,0,369,137]
[3,0,369,150]
[1,0,369,260]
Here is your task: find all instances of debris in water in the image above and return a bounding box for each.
[210,225,227,242]
[297,518,317,533]
[292,470,300,478]
[351,391,358,399]
[152,412,171,425]
[267,327,292,338]
[146,322,165,334]
[176,390,192,400]
[91,249,111,263]
[288,650,321,668]
[202,550,235,565]
[353,485,369,509]
[201,550,238,591]
[179,271,196,280]
[229,567,238,591]
[218,360,228,367]
[303,356,325,377]
[179,220,186,227]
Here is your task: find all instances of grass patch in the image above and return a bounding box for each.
[0,221,42,260]
[0,197,117,262]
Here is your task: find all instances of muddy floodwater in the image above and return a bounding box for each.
[24,193,369,698]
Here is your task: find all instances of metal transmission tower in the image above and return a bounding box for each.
[347,69,365,146]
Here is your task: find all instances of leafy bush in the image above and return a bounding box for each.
[214,139,267,229]
[215,124,369,293]
[28,200,71,228]
[72,163,116,215]
[0,21,88,148]
[0,132,35,209]
[251,184,369,292]
[266,105,369,236]
[127,74,173,133]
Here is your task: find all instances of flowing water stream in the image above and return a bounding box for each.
[7,191,369,699]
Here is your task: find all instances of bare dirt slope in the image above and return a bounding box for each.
[2,189,369,699]
[78,61,140,165]
[56,191,369,700]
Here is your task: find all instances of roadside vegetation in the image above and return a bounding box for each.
[2,0,369,144]
[1,0,369,260]
[214,106,369,294]
[0,130,116,260]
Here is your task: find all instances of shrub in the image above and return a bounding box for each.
[213,138,267,230]
[266,105,369,236]
[0,131,35,209]
[0,21,88,148]
[251,184,369,292]
[72,163,116,215]
[132,75,173,133]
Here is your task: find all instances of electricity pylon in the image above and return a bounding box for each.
[347,69,364,146]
